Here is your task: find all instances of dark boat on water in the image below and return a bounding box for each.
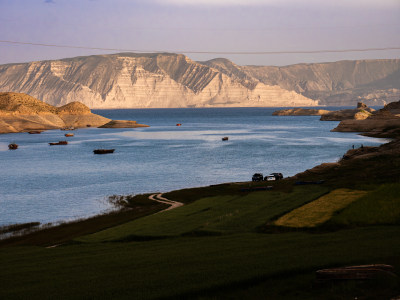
[222,137,229,141]
[8,143,18,150]
[28,131,43,134]
[93,149,115,154]
[49,141,68,146]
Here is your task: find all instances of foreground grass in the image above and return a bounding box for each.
[1,227,400,299]
[329,183,400,226]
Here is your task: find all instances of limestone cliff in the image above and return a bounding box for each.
[203,58,400,106]
[0,53,317,109]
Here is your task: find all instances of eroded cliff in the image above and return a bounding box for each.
[0,53,317,108]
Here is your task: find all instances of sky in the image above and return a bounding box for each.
[0,0,399,66]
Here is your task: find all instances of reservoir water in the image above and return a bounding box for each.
[0,107,387,226]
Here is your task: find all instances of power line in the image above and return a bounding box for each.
[1,40,400,55]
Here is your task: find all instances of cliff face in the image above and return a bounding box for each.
[0,53,317,109]
[203,58,400,106]
[1,53,398,108]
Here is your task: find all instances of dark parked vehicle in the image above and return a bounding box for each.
[252,173,264,182]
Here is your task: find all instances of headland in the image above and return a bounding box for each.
[0,92,148,134]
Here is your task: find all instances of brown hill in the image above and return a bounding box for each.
[0,92,57,114]
[0,92,110,133]
[57,102,91,115]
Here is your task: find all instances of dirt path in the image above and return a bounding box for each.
[148,193,184,212]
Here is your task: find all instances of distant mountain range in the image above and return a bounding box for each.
[0,53,398,108]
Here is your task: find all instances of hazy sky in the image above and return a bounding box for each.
[0,0,399,66]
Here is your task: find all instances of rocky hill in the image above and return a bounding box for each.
[0,53,317,109]
[202,58,400,106]
[0,92,111,133]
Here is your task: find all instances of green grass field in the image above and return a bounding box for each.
[1,227,400,299]
[77,185,328,242]
[274,188,367,228]
[328,183,400,226]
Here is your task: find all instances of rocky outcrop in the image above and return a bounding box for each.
[272,108,331,116]
[203,58,400,106]
[0,53,318,109]
[99,120,149,128]
[320,102,375,121]
[332,100,400,137]
[0,92,111,133]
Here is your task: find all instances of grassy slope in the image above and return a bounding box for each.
[1,227,400,299]
[78,186,328,242]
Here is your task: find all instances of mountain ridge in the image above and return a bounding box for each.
[0,53,398,108]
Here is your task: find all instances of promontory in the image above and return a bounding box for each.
[0,92,148,134]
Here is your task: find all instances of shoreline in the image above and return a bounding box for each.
[1,103,397,233]
[1,130,395,239]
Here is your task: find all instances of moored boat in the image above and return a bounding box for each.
[65,133,74,137]
[176,123,182,126]
[28,131,43,134]
[49,141,68,146]
[8,143,18,150]
[222,137,229,141]
[93,149,115,154]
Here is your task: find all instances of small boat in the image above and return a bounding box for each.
[28,130,43,134]
[222,137,229,141]
[49,141,68,146]
[176,123,182,126]
[93,149,115,154]
[8,143,18,150]
[65,133,74,137]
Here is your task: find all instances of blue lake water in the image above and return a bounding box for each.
[0,107,388,226]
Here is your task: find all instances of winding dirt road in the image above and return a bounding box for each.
[148,193,184,212]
